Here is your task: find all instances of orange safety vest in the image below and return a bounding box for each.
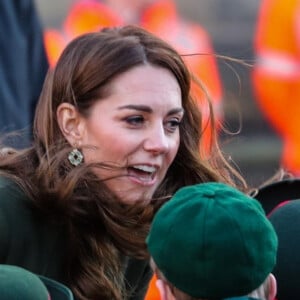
[44,0,223,156]
[252,0,300,174]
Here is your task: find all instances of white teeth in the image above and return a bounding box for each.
[132,165,156,173]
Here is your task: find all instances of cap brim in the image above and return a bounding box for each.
[254,179,300,215]
[39,276,74,300]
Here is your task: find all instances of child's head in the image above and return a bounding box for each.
[268,199,300,300]
[0,265,74,300]
[146,182,278,300]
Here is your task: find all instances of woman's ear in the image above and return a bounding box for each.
[56,102,85,145]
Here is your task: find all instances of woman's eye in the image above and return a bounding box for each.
[125,116,145,126]
[165,118,182,132]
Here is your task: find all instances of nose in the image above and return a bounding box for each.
[143,125,170,155]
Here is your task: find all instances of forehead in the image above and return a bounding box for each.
[108,64,181,97]
[87,64,183,114]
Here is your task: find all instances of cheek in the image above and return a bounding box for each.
[83,143,121,164]
[82,134,137,164]
[167,135,180,164]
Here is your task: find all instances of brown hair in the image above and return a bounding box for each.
[0,25,245,299]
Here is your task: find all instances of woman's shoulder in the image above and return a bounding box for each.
[0,176,19,188]
[0,176,29,205]
[0,176,64,271]
[0,175,32,225]
[0,176,34,261]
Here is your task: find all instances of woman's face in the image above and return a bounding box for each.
[80,64,183,203]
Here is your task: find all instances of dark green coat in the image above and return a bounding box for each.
[0,177,152,299]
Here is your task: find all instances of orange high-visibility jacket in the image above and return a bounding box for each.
[252,0,300,174]
[44,0,223,156]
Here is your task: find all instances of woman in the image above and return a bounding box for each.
[0,25,243,300]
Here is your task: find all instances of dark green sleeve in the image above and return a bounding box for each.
[131,263,153,300]
[0,207,9,262]
[0,177,66,279]
[0,178,15,262]
[124,258,153,300]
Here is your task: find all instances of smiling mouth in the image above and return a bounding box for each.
[127,165,157,183]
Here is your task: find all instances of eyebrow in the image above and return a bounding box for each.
[118,105,184,115]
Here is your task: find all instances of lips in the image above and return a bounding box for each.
[127,164,158,184]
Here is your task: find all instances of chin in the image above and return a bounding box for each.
[118,189,155,205]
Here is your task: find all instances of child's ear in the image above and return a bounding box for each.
[156,279,176,300]
[156,279,168,300]
[268,273,277,300]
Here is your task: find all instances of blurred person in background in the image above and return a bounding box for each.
[0,0,48,147]
[252,0,300,176]
[44,0,223,156]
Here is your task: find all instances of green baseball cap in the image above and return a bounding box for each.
[146,182,278,299]
[0,265,74,300]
